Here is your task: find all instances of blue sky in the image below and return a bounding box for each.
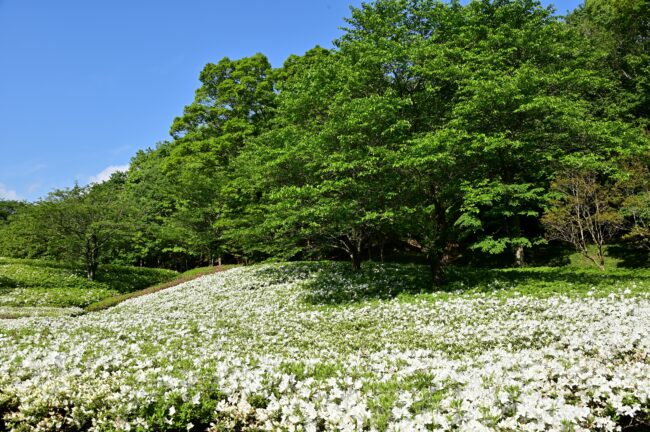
[0,0,582,201]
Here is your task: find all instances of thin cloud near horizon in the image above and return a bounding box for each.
[88,164,130,185]
[0,184,20,201]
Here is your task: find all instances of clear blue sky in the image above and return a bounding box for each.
[0,0,582,201]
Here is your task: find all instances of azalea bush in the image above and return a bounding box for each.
[0,262,649,431]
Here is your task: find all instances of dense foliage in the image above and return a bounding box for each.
[1,0,648,280]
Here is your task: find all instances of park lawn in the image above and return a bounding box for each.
[0,257,178,318]
[0,261,648,431]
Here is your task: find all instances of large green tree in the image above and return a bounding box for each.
[225,33,413,269]
[219,0,649,279]
[0,200,36,258]
[569,0,650,127]
[166,54,277,264]
[388,0,646,281]
[5,175,134,279]
[119,54,279,268]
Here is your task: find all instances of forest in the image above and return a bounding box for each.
[1,0,648,282]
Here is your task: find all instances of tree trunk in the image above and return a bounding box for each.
[85,235,99,280]
[580,248,606,271]
[597,244,606,271]
[351,251,362,271]
[86,263,97,281]
[85,251,98,280]
[430,196,453,286]
[342,233,364,271]
[429,253,446,286]
[515,245,525,267]
[512,215,525,267]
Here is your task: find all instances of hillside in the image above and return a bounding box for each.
[0,258,177,318]
[1,262,648,431]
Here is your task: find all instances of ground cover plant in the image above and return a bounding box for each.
[84,264,238,312]
[0,258,177,318]
[1,262,648,431]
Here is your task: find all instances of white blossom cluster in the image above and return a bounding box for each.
[0,263,648,431]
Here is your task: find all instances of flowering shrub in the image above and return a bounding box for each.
[0,262,648,431]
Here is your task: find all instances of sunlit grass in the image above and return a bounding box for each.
[0,257,177,314]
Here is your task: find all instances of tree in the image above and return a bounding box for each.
[170,53,276,143]
[0,200,38,258]
[27,176,132,279]
[215,49,337,263]
[542,171,624,270]
[619,159,650,250]
[122,144,179,267]
[0,200,25,223]
[222,0,648,279]
[160,54,278,266]
[219,44,408,270]
[569,0,650,127]
[622,192,650,250]
[437,0,639,267]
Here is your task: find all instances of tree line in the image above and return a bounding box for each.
[1,0,648,282]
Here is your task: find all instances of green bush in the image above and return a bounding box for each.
[0,257,177,310]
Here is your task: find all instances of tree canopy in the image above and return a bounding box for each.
[2,0,649,279]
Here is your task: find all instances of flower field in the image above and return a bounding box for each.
[1,262,649,431]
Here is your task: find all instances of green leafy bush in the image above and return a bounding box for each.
[0,258,177,310]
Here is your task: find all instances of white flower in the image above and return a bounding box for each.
[0,263,648,432]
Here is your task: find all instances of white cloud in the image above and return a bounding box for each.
[88,164,130,184]
[0,184,19,200]
[27,183,42,194]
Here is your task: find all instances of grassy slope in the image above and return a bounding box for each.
[1,246,646,317]
[84,264,238,311]
[290,251,650,306]
[0,257,177,318]
[0,261,648,431]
